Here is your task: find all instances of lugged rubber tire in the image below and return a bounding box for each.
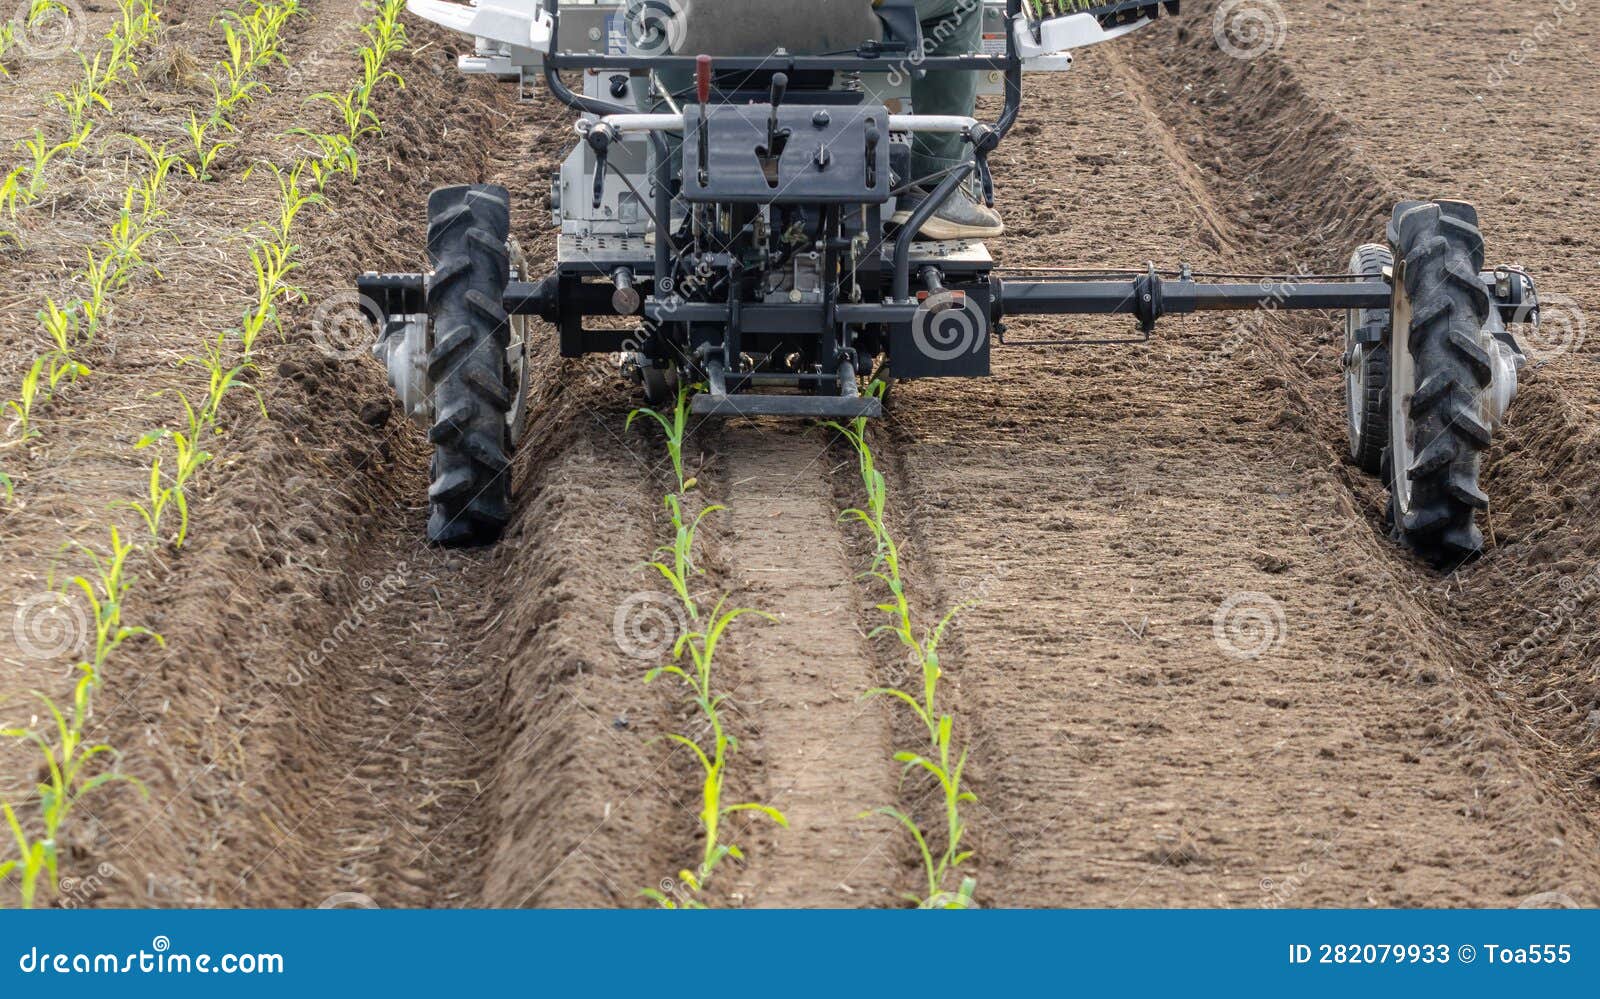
[1344,243,1393,474]
[425,185,514,547]
[1384,200,1495,565]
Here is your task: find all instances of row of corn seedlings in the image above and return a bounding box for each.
[0,0,302,476]
[131,0,409,547]
[0,0,161,237]
[1,0,410,907]
[831,404,979,909]
[0,0,303,908]
[630,388,789,908]
[1,528,162,908]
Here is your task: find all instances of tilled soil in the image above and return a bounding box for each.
[3,1,1599,908]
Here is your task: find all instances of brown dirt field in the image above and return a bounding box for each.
[2,1,1599,908]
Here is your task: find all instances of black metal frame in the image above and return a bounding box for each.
[357,0,1537,418]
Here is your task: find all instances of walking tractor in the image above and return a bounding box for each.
[357,0,1541,561]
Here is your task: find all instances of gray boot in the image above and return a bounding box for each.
[893,185,1004,240]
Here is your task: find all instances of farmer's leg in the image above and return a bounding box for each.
[909,0,982,183]
[900,0,1002,238]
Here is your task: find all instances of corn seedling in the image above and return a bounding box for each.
[241,239,307,353]
[78,247,128,342]
[191,331,266,429]
[831,403,980,909]
[223,0,293,69]
[4,302,90,441]
[625,386,695,493]
[100,189,158,282]
[0,165,27,217]
[254,159,324,246]
[2,684,145,908]
[4,358,49,441]
[134,391,215,546]
[122,450,177,544]
[54,51,118,129]
[68,527,163,681]
[290,129,361,186]
[0,469,13,502]
[124,135,182,220]
[311,89,382,145]
[645,493,720,619]
[643,598,784,908]
[182,114,234,181]
[15,125,92,204]
[108,0,160,77]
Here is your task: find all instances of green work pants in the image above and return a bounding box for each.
[910,0,984,184]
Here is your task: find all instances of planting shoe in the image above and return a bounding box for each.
[892,185,1004,241]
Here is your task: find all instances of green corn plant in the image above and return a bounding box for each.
[355,44,404,108]
[143,392,215,543]
[16,125,92,203]
[2,684,145,908]
[182,114,233,181]
[1,524,159,907]
[101,188,158,282]
[209,58,266,124]
[53,72,113,136]
[108,0,160,78]
[191,331,267,430]
[120,440,188,546]
[124,134,182,221]
[630,384,788,909]
[643,493,721,620]
[0,165,26,217]
[78,248,123,342]
[258,159,324,246]
[5,301,93,438]
[642,599,785,908]
[289,129,361,186]
[625,388,695,493]
[0,469,13,502]
[4,357,50,441]
[224,0,291,69]
[240,240,306,353]
[311,89,381,144]
[68,526,162,681]
[40,298,81,355]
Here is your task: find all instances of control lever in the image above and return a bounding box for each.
[586,123,616,209]
[766,72,789,155]
[696,55,712,186]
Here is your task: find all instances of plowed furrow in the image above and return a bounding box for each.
[869,51,1600,907]
[714,425,900,907]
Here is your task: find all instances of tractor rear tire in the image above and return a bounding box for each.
[1383,200,1496,566]
[1344,243,1392,474]
[425,185,516,547]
